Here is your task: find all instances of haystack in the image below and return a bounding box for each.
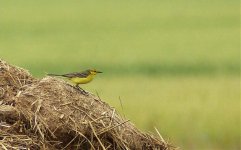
[0,59,171,150]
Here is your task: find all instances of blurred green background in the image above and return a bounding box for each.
[0,0,240,149]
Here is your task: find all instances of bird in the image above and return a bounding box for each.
[47,69,102,90]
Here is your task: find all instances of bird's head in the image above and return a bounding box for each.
[88,69,103,75]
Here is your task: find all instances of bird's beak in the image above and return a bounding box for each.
[96,71,103,73]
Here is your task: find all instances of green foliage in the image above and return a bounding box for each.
[0,0,239,77]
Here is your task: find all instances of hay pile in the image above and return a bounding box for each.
[0,59,171,150]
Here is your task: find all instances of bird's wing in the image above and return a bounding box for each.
[62,71,90,78]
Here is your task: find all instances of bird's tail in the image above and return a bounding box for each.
[47,73,63,76]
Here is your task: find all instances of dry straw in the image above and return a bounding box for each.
[0,59,172,150]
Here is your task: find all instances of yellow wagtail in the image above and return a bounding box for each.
[47,69,102,88]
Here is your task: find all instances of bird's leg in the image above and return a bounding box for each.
[75,84,88,95]
[75,84,81,90]
[75,84,83,91]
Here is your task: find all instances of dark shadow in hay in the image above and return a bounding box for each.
[0,59,173,150]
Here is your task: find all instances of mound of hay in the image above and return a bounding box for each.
[0,59,171,150]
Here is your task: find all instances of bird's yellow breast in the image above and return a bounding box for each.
[70,75,94,84]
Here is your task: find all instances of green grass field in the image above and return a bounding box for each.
[0,0,240,149]
[87,76,240,150]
